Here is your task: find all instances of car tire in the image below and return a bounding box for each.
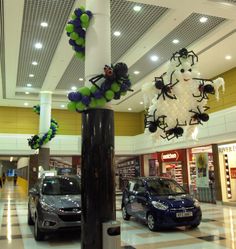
[34,215,44,241]
[122,205,131,220]
[27,206,34,225]
[191,222,200,229]
[147,213,158,231]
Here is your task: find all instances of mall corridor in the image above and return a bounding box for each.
[0,183,236,249]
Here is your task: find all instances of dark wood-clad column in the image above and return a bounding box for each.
[81,109,115,249]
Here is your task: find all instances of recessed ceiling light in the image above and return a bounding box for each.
[150,55,159,62]
[134,71,140,75]
[34,42,43,49]
[25,91,29,95]
[32,61,38,65]
[128,107,132,111]
[40,22,48,27]
[79,78,83,81]
[24,102,29,106]
[29,74,34,77]
[225,55,232,60]
[113,31,121,36]
[172,39,179,44]
[61,104,65,108]
[27,83,32,87]
[199,16,208,23]
[140,101,143,105]
[71,86,77,91]
[133,5,142,11]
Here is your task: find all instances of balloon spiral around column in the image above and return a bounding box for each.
[28,105,59,149]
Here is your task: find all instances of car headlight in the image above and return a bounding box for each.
[193,199,200,208]
[152,201,168,210]
[41,202,54,212]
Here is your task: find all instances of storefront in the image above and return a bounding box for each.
[187,145,215,203]
[218,143,236,204]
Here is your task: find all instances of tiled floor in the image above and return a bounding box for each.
[1,182,236,249]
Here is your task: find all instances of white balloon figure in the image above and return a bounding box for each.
[142,48,225,141]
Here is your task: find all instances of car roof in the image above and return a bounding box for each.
[43,175,80,180]
[129,177,171,182]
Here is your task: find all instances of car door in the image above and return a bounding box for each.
[29,181,41,220]
[123,180,136,215]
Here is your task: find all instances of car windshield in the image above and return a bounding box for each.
[147,179,185,196]
[42,177,81,195]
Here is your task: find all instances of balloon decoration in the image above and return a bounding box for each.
[142,48,225,141]
[66,6,93,59]
[67,63,132,112]
[28,105,59,149]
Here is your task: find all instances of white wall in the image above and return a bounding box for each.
[17,157,29,169]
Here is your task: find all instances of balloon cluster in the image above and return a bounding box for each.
[142,48,225,141]
[67,63,132,112]
[28,105,59,149]
[65,6,93,59]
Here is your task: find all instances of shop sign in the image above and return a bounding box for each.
[230,168,236,179]
[218,144,236,153]
[161,151,179,162]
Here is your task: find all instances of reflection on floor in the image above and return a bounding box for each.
[0,182,236,249]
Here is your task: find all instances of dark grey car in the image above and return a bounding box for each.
[28,175,81,241]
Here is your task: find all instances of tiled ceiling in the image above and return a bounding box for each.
[1,0,236,112]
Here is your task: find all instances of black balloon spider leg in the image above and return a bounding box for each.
[189,106,210,125]
[161,119,185,140]
[144,110,168,131]
[89,74,104,91]
[171,49,198,67]
[192,79,215,102]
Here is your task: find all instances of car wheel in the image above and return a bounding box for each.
[147,213,158,231]
[27,206,34,225]
[34,215,44,241]
[122,205,131,220]
[191,222,200,229]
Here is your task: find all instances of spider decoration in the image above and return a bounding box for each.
[155,71,179,100]
[192,79,215,102]
[170,48,198,67]
[161,119,187,140]
[144,110,168,133]
[189,106,210,125]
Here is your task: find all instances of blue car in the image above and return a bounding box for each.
[121,177,202,231]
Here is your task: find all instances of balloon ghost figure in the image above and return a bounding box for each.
[142,48,225,141]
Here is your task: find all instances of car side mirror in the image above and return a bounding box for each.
[29,188,39,196]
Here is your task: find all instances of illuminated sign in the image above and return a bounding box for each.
[230,168,236,179]
[161,151,179,161]
[218,144,236,153]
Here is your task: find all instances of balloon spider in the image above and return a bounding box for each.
[189,106,210,125]
[170,48,198,67]
[144,110,167,133]
[192,79,215,102]
[161,119,186,140]
[155,71,179,100]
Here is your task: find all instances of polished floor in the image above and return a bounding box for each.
[0,182,236,249]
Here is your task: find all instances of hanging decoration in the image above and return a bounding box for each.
[142,48,225,141]
[67,63,132,112]
[28,105,59,149]
[66,6,93,60]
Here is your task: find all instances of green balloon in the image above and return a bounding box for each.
[81,22,89,29]
[70,32,79,40]
[75,37,85,46]
[65,24,74,33]
[121,91,127,96]
[90,85,98,93]
[67,101,77,111]
[105,90,114,100]
[79,6,86,12]
[111,82,120,92]
[71,13,77,20]
[96,97,107,107]
[76,102,86,111]
[78,87,91,96]
[75,52,84,59]
[89,98,96,108]
[80,13,89,23]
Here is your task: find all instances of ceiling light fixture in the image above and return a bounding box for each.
[61,104,65,108]
[134,71,140,75]
[34,42,43,49]
[32,61,38,65]
[172,39,179,44]
[150,55,159,62]
[79,78,84,81]
[10,157,13,162]
[25,92,29,95]
[24,102,29,106]
[71,86,77,91]
[29,74,34,77]
[27,83,32,87]
[225,55,232,60]
[128,108,132,111]
[140,101,143,105]
[40,22,48,27]
[113,31,121,36]
[199,16,208,23]
[133,5,142,11]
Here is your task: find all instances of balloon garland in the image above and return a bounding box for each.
[66,7,93,60]
[67,63,132,112]
[142,48,225,141]
[28,105,59,149]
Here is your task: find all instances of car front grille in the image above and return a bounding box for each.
[173,216,195,223]
[170,207,194,211]
[58,214,81,222]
